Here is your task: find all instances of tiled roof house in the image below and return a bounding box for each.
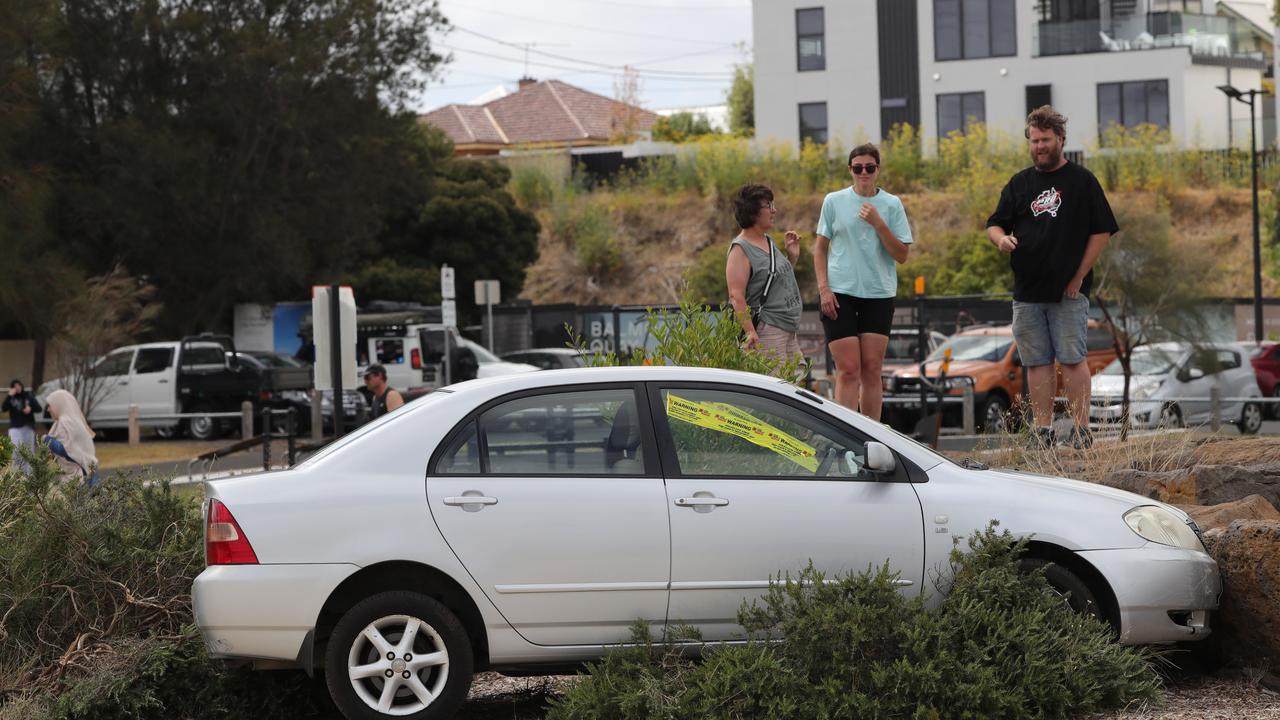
[422,79,658,156]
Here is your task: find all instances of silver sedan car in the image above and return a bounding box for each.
[193,366,1220,720]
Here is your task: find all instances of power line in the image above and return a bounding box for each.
[439,44,734,83]
[454,3,727,46]
[452,25,734,77]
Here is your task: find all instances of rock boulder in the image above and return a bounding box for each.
[1201,520,1280,667]
[1175,495,1280,532]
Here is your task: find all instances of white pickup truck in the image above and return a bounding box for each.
[38,335,307,440]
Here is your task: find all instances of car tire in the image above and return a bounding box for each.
[1159,403,1183,429]
[1019,558,1106,625]
[1237,402,1263,435]
[324,591,473,720]
[978,395,1009,434]
[185,404,223,441]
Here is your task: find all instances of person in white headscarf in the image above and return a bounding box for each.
[43,390,98,483]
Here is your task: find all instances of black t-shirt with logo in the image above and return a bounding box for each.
[986,161,1119,303]
[6,391,39,429]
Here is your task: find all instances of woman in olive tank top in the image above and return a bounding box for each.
[725,184,804,371]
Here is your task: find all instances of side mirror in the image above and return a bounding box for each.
[1189,367,1205,380]
[865,441,897,475]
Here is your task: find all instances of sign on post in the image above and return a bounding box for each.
[441,265,456,299]
[442,299,458,329]
[475,280,501,351]
[312,285,357,391]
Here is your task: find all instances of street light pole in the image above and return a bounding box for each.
[1217,84,1265,345]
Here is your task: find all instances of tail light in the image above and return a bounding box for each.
[259,390,272,401]
[411,348,422,369]
[206,499,259,565]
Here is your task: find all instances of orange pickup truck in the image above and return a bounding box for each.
[881,322,1116,434]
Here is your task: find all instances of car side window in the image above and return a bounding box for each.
[1086,326,1114,352]
[95,350,135,377]
[437,388,647,476]
[134,348,175,374]
[1217,350,1241,370]
[657,387,873,480]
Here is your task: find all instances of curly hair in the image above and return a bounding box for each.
[732,184,774,229]
[1026,105,1067,139]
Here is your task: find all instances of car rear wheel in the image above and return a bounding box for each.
[185,404,223,441]
[1019,558,1106,625]
[1237,402,1263,435]
[324,591,472,720]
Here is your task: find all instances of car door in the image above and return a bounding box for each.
[652,383,926,642]
[427,383,670,646]
[129,347,178,418]
[87,349,136,424]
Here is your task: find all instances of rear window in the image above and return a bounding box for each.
[181,345,226,370]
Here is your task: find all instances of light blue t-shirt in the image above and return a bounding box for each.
[815,187,912,299]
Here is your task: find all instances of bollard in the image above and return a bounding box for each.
[311,389,323,442]
[261,407,272,470]
[1210,387,1222,433]
[241,401,254,439]
[961,386,975,436]
[127,404,141,447]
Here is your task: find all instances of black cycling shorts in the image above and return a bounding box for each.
[821,294,895,342]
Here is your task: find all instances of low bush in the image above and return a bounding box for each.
[549,524,1162,720]
[0,447,324,720]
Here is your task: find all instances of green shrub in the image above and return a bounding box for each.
[0,454,321,719]
[550,524,1161,720]
[573,299,807,382]
[509,164,556,209]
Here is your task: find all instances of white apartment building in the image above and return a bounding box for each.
[753,0,1272,153]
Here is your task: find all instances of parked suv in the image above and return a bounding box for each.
[882,323,1116,434]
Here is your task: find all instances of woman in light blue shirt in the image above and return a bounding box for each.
[813,144,912,419]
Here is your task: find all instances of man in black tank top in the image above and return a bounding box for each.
[363,364,404,419]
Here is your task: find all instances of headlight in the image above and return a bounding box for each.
[1132,383,1161,401]
[1123,506,1204,551]
[944,376,973,390]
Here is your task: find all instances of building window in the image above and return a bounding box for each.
[935,0,1016,60]
[799,102,828,144]
[1026,84,1052,115]
[796,8,825,72]
[1097,80,1169,139]
[937,92,985,137]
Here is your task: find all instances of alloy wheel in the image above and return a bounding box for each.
[347,614,450,716]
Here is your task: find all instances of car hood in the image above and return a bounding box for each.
[477,361,539,377]
[1091,374,1161,396]
[982,466,1167,512]
[892,359,996,379]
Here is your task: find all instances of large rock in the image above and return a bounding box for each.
[1175,495,1280,532]
[1201,520,1280,667]
[1100,463,1280,508]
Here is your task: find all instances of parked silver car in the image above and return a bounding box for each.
[1090,342,1263,433]
[194,366,1220,720]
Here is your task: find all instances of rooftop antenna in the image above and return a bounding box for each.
[515,42,568,79]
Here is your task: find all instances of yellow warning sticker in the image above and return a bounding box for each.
[665,393,818,472]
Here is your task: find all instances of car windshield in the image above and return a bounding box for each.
[885,335,924,362]
[1100,348,1181,376]
[928,335,1012,363]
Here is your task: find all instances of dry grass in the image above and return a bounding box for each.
[95,440,225,469]
[1088,675,1280,719]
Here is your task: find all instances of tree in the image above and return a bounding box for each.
[726,59,754,137]
[1093,200,1209,440]
[611,65,645,143]
[7,0,451,335]
[652,112,719,143]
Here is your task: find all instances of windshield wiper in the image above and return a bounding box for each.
[960,457,989,471]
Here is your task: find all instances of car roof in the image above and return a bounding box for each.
[953,325,1013,337]
[444,365,795,394]
[502,348,584,356]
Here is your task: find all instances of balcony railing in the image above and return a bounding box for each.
[1033,12,1256,60]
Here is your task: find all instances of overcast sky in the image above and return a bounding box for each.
[418,0,752,113]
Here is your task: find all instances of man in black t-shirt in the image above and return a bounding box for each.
[7,379,40,454]
[986,106,1118,449]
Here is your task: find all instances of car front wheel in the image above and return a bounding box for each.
[1019,558,1106,626]
[979,395,1009,434]
[1237,402,1263,435]
[324,591,473,720]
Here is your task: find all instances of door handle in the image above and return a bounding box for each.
[674,497,729,507]
[443,496,498,507]
[158,379,169,384]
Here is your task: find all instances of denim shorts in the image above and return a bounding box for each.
[1011,295,1089,367]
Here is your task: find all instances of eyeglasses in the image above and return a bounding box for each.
[761,202,777,211]
[850,164,879,175]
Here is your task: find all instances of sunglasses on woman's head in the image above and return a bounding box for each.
[850,164,879,175]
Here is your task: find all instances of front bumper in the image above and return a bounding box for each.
[1089,399,1160,428]
[193,563,358,661]
[1077,544,1221,644]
